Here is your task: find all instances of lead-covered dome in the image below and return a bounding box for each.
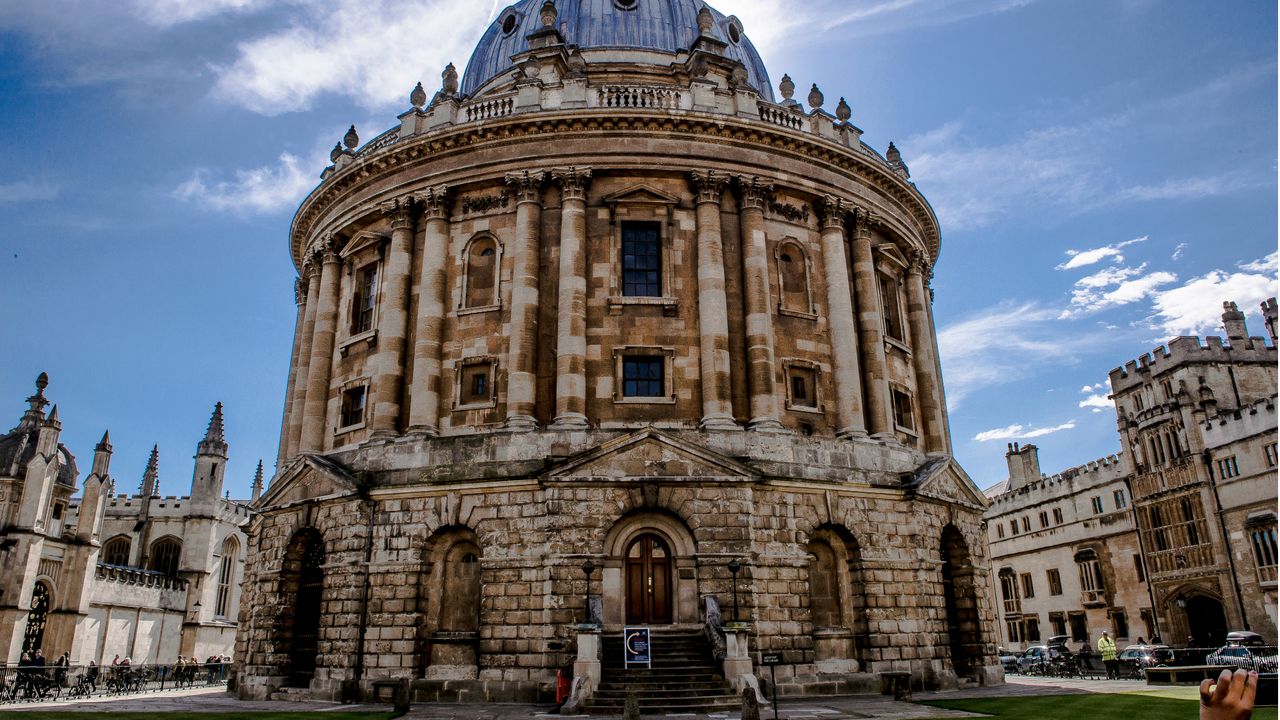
[461,0,774,100]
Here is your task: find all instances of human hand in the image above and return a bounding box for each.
[1200,668,1257,720]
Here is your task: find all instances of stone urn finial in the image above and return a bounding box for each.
[697,6,714,34]
[330,142,343,163]
[410,81,427,109]
[442,62,459,95]
[540,0,558,27]
[836,97,851,122]
[343,125,359,150]
[886,141,901,164]
[808,83,824,110]
[779,74,795,102]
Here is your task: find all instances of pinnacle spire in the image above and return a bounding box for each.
[251,459,265,501]
[97,430,112,452]
[198,402,229,458]
[141,445,159,497]
[19,372,50,429]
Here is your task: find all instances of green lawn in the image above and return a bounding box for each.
[0,707,396,712]
[919,694,1279,719]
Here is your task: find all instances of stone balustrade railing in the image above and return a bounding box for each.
[1131,458,1198,498]
[96,563,187,591]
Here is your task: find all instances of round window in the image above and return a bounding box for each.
[501,13,518,35]
[614,0,638,10]
[728,23,741,44]
[780,253,792,262]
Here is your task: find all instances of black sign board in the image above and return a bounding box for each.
[761,653,782,666]
[624,627,651,669]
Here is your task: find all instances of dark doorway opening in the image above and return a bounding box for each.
[1185,595,1228,648]
[282,529,325,688]
[941,525,981,678]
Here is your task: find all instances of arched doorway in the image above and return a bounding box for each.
[626,534,672,625]
[22,581,51,655]
[940,525,981,678]
[280,529,325,688]
[1184,594,1228,648]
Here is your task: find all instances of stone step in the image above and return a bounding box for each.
[587,697,742,712]
[594,686,736,698]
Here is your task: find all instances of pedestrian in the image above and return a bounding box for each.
[87,660,98,692]
[1137,636,1147,646]
[1097,630,1118,679]
[1151,634,1162,645]
[54,651,68,686]
[111,654,120,667]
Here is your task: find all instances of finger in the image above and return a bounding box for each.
[1212,669,1233,703]
[1201,677,1214,704]
[1228,668,1248,702]
[1243,670,1259,703]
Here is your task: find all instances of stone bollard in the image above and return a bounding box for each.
[393,677,411,715]
[741,686,761,720]
[623,690,640,720]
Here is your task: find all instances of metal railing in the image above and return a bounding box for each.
[0,661,232,704]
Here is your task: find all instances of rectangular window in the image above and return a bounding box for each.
[621,222,662,297]
[461,365,491,405]
[1021,516,1031,533]
[1009,520,1018,536]
[1161,379,1174,400]
[996,524,1005,539]
[1047,568,1062,596]
[880,273,906,342]
[1024,617,1041,643]
[352,264,378,334]
[1053,507,1063,524]
[1113,488,1127,509]
[1266,443,1278,468]
[1039,511,1049,528]
[1069,612,1088,642]
[1006,619,1023,644]
[1217,456,1240,479]
[1020,573,1035,599]
[340,386,366,428]
[891,387,915,431]
[1112,610,1128,639]
[787,365,818,409]
[1050,612,1067,638]
[999,572,1020,614]
[1251,524,1277,584]
[1091,496,1104,514]
[1133,553,1145,582]
[622,356,664,398]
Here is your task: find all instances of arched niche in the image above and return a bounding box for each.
[418,526,483,679]
[601,510,699,627]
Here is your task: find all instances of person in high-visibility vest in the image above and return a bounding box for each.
[1097,630,1119,679]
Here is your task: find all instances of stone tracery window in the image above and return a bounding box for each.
[149,536,182,578]
[102,535,131,566]
[215,536,239,619]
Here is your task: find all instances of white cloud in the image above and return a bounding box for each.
[1062,263,1178,317]
[0,178,59,204]
[210,0,497,115]
[1058,236,1147,270]
[1115,174,1254,203]
[974,421,1076,443]
[174,151,315,214]
[129,0,269,27]
[1172,243,1188,261]
[1078,393,1112,413]
[937,302,1072,410]
[1149,252,1279,336]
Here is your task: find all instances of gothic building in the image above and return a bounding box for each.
[0,374,254,665]
[236,0,999,705]
[985,298,1278,653]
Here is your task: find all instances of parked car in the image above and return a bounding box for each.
[1016,644,1078,676]
[1117,644,1172,678]
[1206,642,1279,673]
[998,647,1019,674]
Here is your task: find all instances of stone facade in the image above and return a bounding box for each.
[0,375,254,665]
[236,0,999,703]
[983,299,1278,652]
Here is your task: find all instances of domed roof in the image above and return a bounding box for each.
[461,0,774,101]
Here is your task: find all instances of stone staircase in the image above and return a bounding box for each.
[587,628,739,714]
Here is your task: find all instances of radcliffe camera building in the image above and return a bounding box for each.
[0,375,255,665]
[236,0,1000,706]
[985,299,1279,653]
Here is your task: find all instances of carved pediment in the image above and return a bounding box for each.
[909,457,989,510]
[602,184,681,207]
[548,428,757,481]
[257,454,364,509]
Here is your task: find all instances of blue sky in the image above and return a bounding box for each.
[1,0,1275,498]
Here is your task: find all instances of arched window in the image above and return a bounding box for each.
[215,536,239,619]
[23,581,51,655]
[806,539,840,628]
[775,241,812,315]
[462,236,500,309]
[440,542,482,633]
[149,537,182,578]
[102,535,132,566]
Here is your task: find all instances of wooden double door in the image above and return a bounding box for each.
[625,534,672,624]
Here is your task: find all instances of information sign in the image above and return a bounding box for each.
[623,626,651,669]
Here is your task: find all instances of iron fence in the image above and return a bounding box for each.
[0,661,232,704]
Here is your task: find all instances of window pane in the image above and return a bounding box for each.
[622,356,664,397]
[622,223,662,297]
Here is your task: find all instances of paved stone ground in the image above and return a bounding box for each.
[0,675,1212,718]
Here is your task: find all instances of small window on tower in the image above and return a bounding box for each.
[786,365,818,410]
[891,387,915,432]
[340,386,366,428]
[454,358,499,410]
[462,366,491,405]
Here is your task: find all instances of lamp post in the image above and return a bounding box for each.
[582,560,596,625]
[728,559,741,623]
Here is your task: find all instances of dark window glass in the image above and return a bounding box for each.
[461,365,491,404]
[340,386,366,427]
[352,264,377,334]
[622,222,661,297]
[622,356,664,397]
[891,388,914,430]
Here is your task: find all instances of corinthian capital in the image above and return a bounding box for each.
[907,248,933,278]
[505,170,547,204]
[817,195,851,230]
[551,167,592,202]
[415,184,451,221]
[312,234,340,265]
[689,170,730,205]
[851,207,881,240]
[735,175,774,212]
[294,277,308,305]
[378,195,416,230]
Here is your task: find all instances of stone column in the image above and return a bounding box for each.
[907,251,945,454]
[551,167,592,430]
[299,240,341,453]
[818,197,867,439]
[850,212,892,438]
[277,278,308,465]
[502,171,546,432]
[407,186,451,436]
[368,197,416,440]
[690,171,738,430]
[286,265,321,458]
[736,176,784,433]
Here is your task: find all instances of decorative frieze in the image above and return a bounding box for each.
[459,191,507,216]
